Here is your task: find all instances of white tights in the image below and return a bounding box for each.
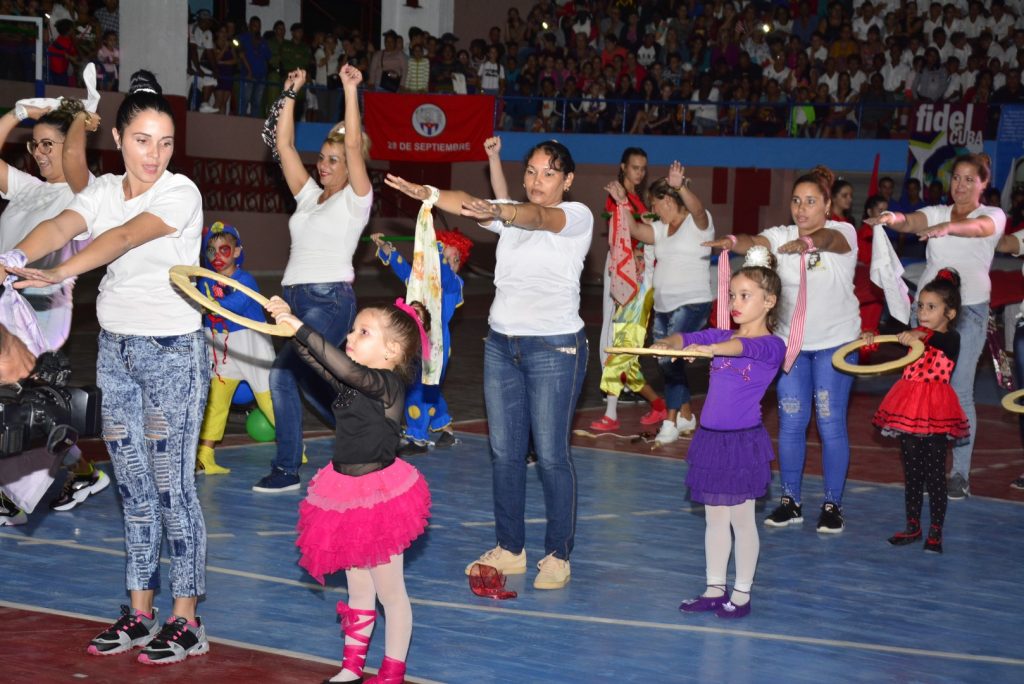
[331,554,411,682]
[704,500,759,603]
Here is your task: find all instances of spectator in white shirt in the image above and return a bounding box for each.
[988,1,1016,38]
[477,45,505,95]
[942,56,965,99]
[962,0,987,38]
[923,2,944,37]
[932,28,952,61]
[807,33,828,66]
[846,54,867,93]
[852,1,884,41]
[764,52,791,85]
[819,57,840,97]
[636,31,660,67]
[883,44,912,93]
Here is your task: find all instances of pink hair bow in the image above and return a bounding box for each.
[394,297,431,358]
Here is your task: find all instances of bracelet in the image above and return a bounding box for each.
[423,184,440,207]
[13,104,28,121]
[502,203,518,226]
[282,89,297,99]
[724,234,738,247]
[799,235,817,252]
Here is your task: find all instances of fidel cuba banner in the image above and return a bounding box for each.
[905,102,986,190]
[364,93,494,162]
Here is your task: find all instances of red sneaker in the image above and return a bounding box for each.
[589,416,621,432]
[640,407,667,425]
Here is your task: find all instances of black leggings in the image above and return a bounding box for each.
[899,435,949,528]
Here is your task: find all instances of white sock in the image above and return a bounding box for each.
[605,395,618,421]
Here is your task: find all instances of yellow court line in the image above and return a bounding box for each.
[3,533,1022,667]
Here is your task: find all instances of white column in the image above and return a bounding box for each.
[119,0,190,97]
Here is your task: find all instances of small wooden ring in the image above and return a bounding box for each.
[831,335,925,375]
[605,346,714,358]
[1001,389,1024,414]
[169,265,294,337]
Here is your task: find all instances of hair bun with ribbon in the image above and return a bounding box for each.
[743,245,773,269]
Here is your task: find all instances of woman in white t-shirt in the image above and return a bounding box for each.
[386,140,592,592]
[706,166,860,534]
[995,226,1024,490]
[869,153,1006,500]
[253,65,372,493]
[0,99,102,519]
[628,161,714,445]
[2,70,211,664]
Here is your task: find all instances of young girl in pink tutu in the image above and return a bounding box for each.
[865,269,969,554]
[653,246,785,619]
[266,295,432,684]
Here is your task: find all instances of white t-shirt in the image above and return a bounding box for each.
[760,221,861,349]
[916,204,1006,306]
[480,200,593,336]
[650,212,713,311]
[281,177,373,286]
[66,171,204,335]
[477,60,505,91]
[0,166,91,295]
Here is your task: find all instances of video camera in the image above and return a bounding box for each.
[0,351,101,459]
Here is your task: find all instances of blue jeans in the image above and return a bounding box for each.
[270,282,356,475]
[97,330,209,597]
[652,302,711,409]
[484,328,588,560]
[949,302,987,481]
[238,77,266,117]
[776,345,855,505]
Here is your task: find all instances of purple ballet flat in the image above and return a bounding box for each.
[715,598,752,619]
[679,588,729,613]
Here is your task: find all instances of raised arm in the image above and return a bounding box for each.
[485,136,510,199]
[63,109,100,193]
[0,105,53,194]
[607,180,654,244]
[669,161,708,230]
[339,64,371,197]
[276,69,312,196]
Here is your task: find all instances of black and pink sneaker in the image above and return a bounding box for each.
[138,616,209,665]
[87,605,160,655]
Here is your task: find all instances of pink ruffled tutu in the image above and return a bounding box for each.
[296,459,431,583]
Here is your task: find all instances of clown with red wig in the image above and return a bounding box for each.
[371,228,471,453]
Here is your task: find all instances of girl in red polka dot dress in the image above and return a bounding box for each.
[865,269,969,554]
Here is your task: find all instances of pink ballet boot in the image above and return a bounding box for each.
[321,601,376,684]
[364,656,407,684]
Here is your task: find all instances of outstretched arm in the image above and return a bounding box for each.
[867,209,931,235]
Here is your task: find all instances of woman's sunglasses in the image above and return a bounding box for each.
[27,139,64,154]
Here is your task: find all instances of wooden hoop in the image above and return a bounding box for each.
[831,335,925,375]
[605,346,714,359]
[1001,389,1024,414]
[168,265,295,337]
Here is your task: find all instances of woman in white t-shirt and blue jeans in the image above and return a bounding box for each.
[870,153,1006,500]
[386,140,592,592]
[3,70,211,665]
[706,166,861,534]
[253,65,372,493]
[629,161,714,445]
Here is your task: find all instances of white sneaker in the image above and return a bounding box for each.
[198,103,218,113]
[676,412,698,434]
[533,553,570,590]
[464,545,527,575]
[655,420,680,445]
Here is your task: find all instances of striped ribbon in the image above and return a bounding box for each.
[715,249,731,330]
[783,239,816,373]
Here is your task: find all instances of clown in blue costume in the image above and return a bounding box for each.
[371,229,471,452]
[196,222,277,473]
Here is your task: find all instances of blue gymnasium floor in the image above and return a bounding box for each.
[2,433,1023,684]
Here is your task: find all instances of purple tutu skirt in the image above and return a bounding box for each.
[685,425,774,506]
[296,459,431,583]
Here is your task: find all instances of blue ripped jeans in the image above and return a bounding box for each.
[652,302,711,409]
[949,302,986,481]
[270,282,356,475]
[98,329,209,597]
[776,345,855,506]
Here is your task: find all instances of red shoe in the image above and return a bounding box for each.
[640,407,667,425]
[365,656,406,683]
[589,416,621,432]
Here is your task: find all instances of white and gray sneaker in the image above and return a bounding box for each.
[947,473,970,500]
[655,420,680,445]
[87,605,160,655]
[676,413,698,434]
[0,492,27,526]
[138,616,209,665]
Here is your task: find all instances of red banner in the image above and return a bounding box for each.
[363,93,494,162]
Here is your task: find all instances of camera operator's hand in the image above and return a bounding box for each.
[4,265,64,289]
[0,324,36,384]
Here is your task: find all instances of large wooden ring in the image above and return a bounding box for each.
[831,335,924,375]
[169,265,294,337]
[1001,389,1024,414]
[605,346,714,358]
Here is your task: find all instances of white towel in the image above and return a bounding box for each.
[869,224,911,324]
[15,63,100,119]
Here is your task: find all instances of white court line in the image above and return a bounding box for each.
[255,530,297,537]
[0,599,445,684]
[3,533,1022,667]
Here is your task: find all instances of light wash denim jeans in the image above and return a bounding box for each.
[98,329,209,597]
[270,282,356,475]
[776,345,855,505]
[949,302,987,481]
[483,328,588,560]
[652,302,711,409]
[238,77,266,117]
